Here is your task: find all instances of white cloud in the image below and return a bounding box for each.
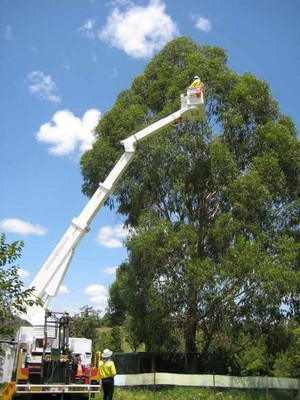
[58,285,69,294]
[0,218,47,236]
[36,109,101,157]
[18,268,30,280]
[103,266,118,275]
[5,25,13,40]
[111,68,118,78]
[27,71,61,103]
[96,224,129,248]
[78,18,97,39]
[99,0,178,58]
[109,0,132,6]
[84,284,108,308]
[191,14,212,33]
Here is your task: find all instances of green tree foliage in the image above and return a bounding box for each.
[236,334,270,376]
[94,329,111,353]
[0,233,41,338]
[108,262,130,326]
[123,315,145,352]
[110,326,123,353]
[69,305,102,351]
[81,37,300,360]
[273,322,300,378]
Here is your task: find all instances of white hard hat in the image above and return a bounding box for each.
[102,349,113,359]
[194,76,200,79]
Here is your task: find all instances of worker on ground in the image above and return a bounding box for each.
[99,348,117,400]
[190,75,203,88]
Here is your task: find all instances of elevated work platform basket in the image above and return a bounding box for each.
[180,86,206,123]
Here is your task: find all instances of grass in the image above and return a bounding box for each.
[91,387,297,400]
[0,384,297,399]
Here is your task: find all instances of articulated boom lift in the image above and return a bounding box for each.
[23,86,205,326]
[1,86,205,400]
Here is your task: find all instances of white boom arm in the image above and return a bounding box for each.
[22,88,205,325]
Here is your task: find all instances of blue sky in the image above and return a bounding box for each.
[1,0,299,316]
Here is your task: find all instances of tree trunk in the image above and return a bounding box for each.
[185,313,197,353]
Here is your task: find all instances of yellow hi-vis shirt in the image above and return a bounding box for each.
[99,360,117,379]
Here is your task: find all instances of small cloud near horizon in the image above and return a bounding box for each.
[84,284,108,309]
[0,218,47,236]
[18,268,30,280]
[59,285,69,294]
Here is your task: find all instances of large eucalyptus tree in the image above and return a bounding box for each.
[81,37,300,354]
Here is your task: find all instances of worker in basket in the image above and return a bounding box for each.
[189,75,204,88]
[99,348,117,400]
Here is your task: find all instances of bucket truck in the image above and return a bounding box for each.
[1,86,205,399]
